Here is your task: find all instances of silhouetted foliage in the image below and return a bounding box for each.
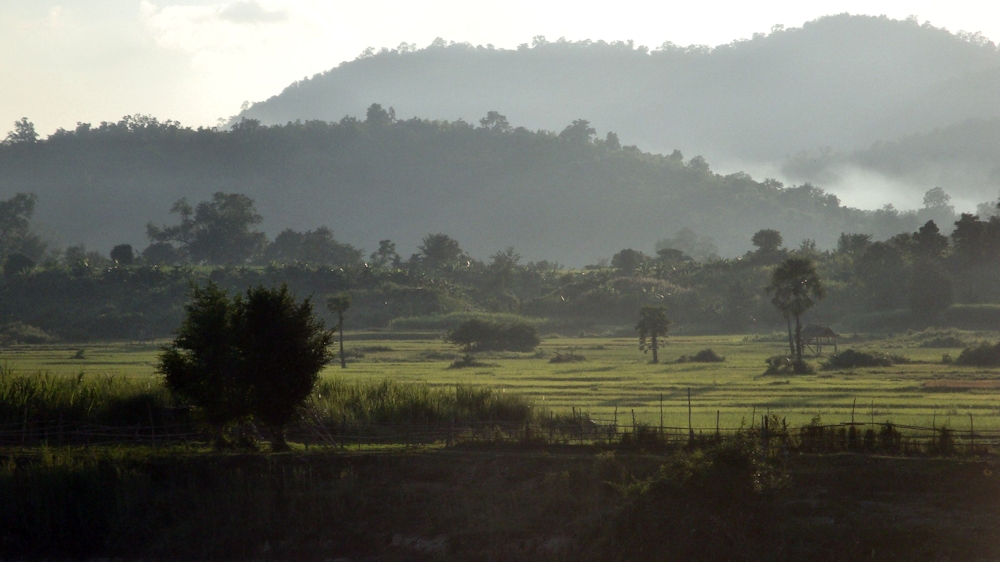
[159,282,333,448]
[110,244,134,265]
[147,193,267,265]
[2,253,34,279]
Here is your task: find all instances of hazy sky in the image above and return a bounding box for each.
[3,1,1000,138]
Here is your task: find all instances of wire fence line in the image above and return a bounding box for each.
[1,413,996,455]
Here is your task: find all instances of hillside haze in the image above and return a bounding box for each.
[238,13,1000,198]
[0,114,925,265]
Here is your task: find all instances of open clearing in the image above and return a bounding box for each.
[4,331,1000,430]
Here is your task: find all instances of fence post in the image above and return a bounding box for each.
[614,405,618,437]
[687,388,694,446]
[659,393,664,436]
[716,410,720,442]
[970,413,976,455]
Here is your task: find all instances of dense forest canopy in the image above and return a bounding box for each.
[0,109,970,264]
[233,14,1000,201]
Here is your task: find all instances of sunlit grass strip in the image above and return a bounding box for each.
[0,365,171,427]
[309,378,534,425]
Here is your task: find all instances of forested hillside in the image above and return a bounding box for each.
[0,110,957,263]
[236,14,1000,170]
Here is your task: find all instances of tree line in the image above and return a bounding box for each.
[0,183,998,342]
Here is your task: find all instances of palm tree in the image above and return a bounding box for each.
[767,256,824,365]
[326,293,352,368]
[636,305,670,364]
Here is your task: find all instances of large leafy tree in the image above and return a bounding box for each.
[0,193,46,261]
[159,282,334,449]
[369,239,401,268]
[238,285,335,449]
[3,118,38,145]
[147,192,267,265]
[159,283,247,434]
[263,226,363,266]
[767,256,825,365]
[419,233,466,270]
[636,305,670,364]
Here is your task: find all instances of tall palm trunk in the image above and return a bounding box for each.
[786,315,794,356]
[794,313,803,363]
[338,313,346,369]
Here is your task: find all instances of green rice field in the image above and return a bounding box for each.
[4,329,1000,431]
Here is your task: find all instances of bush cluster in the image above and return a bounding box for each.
[764,355,815,374]
[0,321,54,344]
[549,351,586,363]
[824,349,908,369]
[676,348,725,363]
[955,341,1000,366]
[445,318,540,352]
[919,336,965,348]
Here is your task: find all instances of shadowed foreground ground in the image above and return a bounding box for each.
[2,444,998,560]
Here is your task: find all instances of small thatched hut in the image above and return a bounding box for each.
[801,325,838,355]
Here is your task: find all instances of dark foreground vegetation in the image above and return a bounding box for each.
[2,441,999,560]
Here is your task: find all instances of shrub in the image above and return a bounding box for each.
[677,348,725,363]
[445,318,540,352]
[549,352,586,363]
[764,355,814,374]
[955,341,1000,367]
[0,322,54,345]
[447,354,493,369]
[920,336,965,348]
[824,349,908,369]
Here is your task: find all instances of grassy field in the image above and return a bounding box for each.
[4,329,1000,431]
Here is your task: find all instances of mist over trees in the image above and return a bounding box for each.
[233,14,1000,201]
[784,117,1000,200]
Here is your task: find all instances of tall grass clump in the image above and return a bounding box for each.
[309,379,533,426]
[0,365,173,427]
